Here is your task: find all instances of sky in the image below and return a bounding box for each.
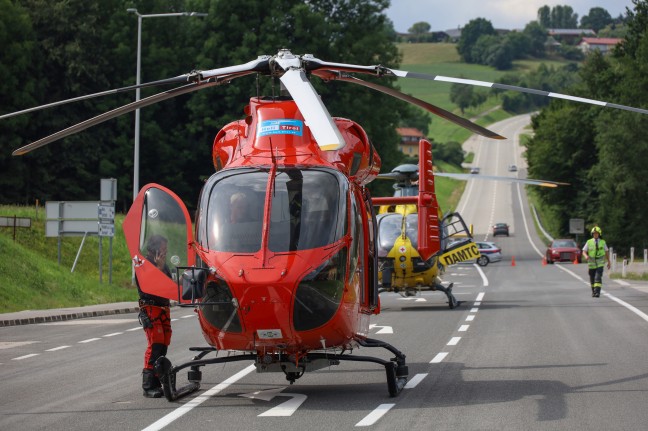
[385,0,636,33]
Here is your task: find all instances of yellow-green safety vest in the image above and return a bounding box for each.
[585,238,607,269]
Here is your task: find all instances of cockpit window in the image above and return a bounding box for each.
[268,168,347,252]
[196,167,347,253]
[377,213,418,257]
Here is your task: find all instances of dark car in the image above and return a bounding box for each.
[546,239,581,264]
[493,222,509,237]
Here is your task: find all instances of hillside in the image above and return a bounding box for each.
[0,205,137,313]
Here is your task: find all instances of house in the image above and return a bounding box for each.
[547,28,596,43]
[396,127,426,156]
[578,37,623,54]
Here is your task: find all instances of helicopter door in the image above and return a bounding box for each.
[123,184,195,301]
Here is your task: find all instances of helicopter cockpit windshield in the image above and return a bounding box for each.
[377,213,419,257]
[197,167,348,253]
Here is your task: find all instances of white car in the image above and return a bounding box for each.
[475,241,502,266]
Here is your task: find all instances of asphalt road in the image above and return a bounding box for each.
[3,115,648,430]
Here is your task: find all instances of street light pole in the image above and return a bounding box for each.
[127,9,207,201]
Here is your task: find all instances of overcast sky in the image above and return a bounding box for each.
[385,0,636,33]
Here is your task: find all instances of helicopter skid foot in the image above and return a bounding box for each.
[155,356,201,402]
[357,337,408,397]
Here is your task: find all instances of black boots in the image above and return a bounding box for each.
[142,369,163,398]
[591,287,601,298]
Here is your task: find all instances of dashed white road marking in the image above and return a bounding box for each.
[474,301,481,306]
[447,337,461,346]
[404,373,427,389]
[103,332,123,337]
[476,292,485,301]
[127,327,141,332]
[78,338,101,344]
[459,325,470,332]
[355,404,395,427]
[12,353,39,360]
[466,315,475,322]
[430,352,449,363]
[470,308,479,313]
[46,346,70,352]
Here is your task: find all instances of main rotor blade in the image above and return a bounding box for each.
[305,56,648,116]
[280,68,345,151]
[435,172,569,187]
[0,75,192,120]
[12,73,249,156]
[314,71,504,140]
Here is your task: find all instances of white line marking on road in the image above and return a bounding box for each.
[126,327,141,332]
[476,292,485,301]
[466,315,475,322]
[604,293,648,323]
[404,373,427,389]
[78,338,101,343]
[475,265,489,286]
[474,301,481,306]
[459,325,469,332]
[447,337,461,346]
[355,404,395,427]
[470,308,479,313]
[142,364,256,431]
[181,315,194,318]
[430,352,448,363]
[103,332,123,337]
[12,354,39,360]
[46,346,71,352]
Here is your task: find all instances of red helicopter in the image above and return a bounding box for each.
[6,49,647,401]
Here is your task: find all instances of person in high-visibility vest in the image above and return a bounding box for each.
[581,226,611,298]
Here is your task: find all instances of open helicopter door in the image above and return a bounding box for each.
[123,184,195,301]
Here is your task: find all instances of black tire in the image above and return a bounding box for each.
[477,255,489,267]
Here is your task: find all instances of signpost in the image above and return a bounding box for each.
[45,178,117,283]
[569,218,584,245]
[0,216,32,241]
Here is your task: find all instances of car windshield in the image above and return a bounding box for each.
[553,240,577,248]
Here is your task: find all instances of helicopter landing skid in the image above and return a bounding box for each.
[154,347,257,402]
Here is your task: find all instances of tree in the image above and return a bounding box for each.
[523,21,547,57]
[1,0,414,206]
[457,18,496,63]
[537,4,578,28]
[527,0,648,249]
[580,7,613,32]
[408,21,431,42]
[450,81,486,114]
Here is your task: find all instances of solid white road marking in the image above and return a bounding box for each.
[12,354,39,360]
[430,352,448,363]
[46,346,70,352]
[142,364,256,431]
[355,404,395,427]
[604,293,648,323]
[404,373,427,389]
[447,337,461,346]
[459,325,469,332]
[78,338,101,343]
